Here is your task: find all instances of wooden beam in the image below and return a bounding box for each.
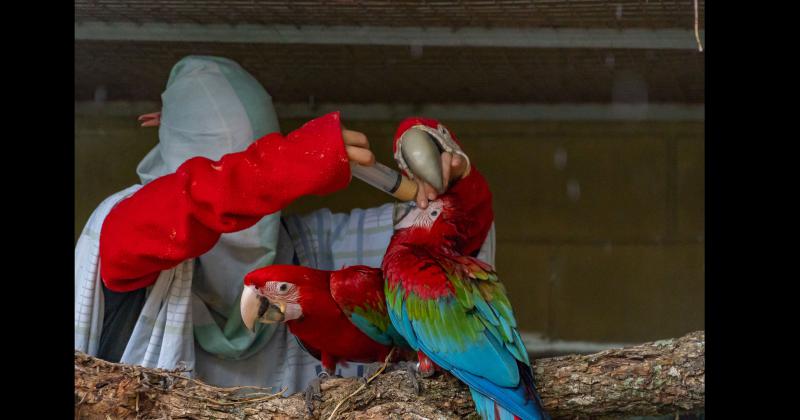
[75,101,705,122]
[75,22,705,50]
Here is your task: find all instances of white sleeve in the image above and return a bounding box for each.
[285,203,396,270]
[476,222,496,268]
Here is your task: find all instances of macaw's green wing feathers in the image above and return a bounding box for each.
[432,252,530,366]
[383,246,531,386]
[330,266,408,348]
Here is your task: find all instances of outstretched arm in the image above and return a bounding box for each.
[100,112,364,292]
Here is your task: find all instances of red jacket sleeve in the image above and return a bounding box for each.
[99,112,351,292]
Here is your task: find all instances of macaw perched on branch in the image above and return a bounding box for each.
[383,117,548,420]
[241,264,412,413]
[241,265,409,375]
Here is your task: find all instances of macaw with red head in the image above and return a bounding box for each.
[383,117,548,420]
[241,265,409,376]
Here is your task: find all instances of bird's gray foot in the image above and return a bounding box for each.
[404,361,422,395]
[304,371,333,416]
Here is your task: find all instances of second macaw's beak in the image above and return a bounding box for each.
[399,127,445,194]
[240,285,286,332]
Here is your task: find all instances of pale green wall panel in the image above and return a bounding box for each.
[75,114,704,343]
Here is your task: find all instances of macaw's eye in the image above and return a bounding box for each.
[430,211,438,217]
[279,283,289,292]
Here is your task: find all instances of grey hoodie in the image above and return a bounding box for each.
[133,55,324,391]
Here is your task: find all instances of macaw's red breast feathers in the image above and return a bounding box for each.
[440,169,494,257]
[383,244,456,299]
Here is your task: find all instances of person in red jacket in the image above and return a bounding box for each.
[74,55,472,394]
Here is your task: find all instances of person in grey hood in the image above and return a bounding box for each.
[74,55,489,395]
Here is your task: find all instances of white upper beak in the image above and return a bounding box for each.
[240,285,261,333]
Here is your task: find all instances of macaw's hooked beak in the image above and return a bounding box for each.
[240,285,285,332]
[399,127,444,194]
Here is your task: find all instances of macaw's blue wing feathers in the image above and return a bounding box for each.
[348,312,392,346]
[511,328,531,365]
[384,246,546,420]
[387,288,545,420]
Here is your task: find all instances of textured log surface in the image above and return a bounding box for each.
[534,331,705,418]
[74,331,704,419]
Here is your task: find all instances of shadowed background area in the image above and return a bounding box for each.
[75,0,704,350]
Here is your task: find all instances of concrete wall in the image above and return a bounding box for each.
[75,113,704,345]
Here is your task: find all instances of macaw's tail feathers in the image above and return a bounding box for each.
[518,361,548,418]
[470,389,528,420]
[464,363,549,420]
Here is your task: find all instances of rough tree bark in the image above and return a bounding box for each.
[74,331,703,419]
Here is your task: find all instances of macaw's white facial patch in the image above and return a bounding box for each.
[261,281,300,304]
[283,303,303,321]
[395,200,444,230]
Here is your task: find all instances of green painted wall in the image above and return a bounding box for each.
[75,114,704,344]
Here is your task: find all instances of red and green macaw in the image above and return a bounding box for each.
[383,117,548,420]
[240,264,409,375]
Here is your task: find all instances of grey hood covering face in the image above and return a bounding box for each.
[135,56,285,359]
[137,55,280,184]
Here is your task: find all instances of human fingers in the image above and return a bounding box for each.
[415,178,429,209]
[342,128,369,149]
[138,112,161,127]
[345,145,376,166]
[423,181,438,202]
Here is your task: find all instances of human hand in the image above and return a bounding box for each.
[138,112,161,127]
[414,151,469,209]
[342,126,375,166]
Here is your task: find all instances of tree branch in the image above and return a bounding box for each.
[74,331,704,419]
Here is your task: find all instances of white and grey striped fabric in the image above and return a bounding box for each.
[75,184,197,373]
[285,201,495,271]
[75,185,142,356]
[285,203,398,270]
[119,260,195,371]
